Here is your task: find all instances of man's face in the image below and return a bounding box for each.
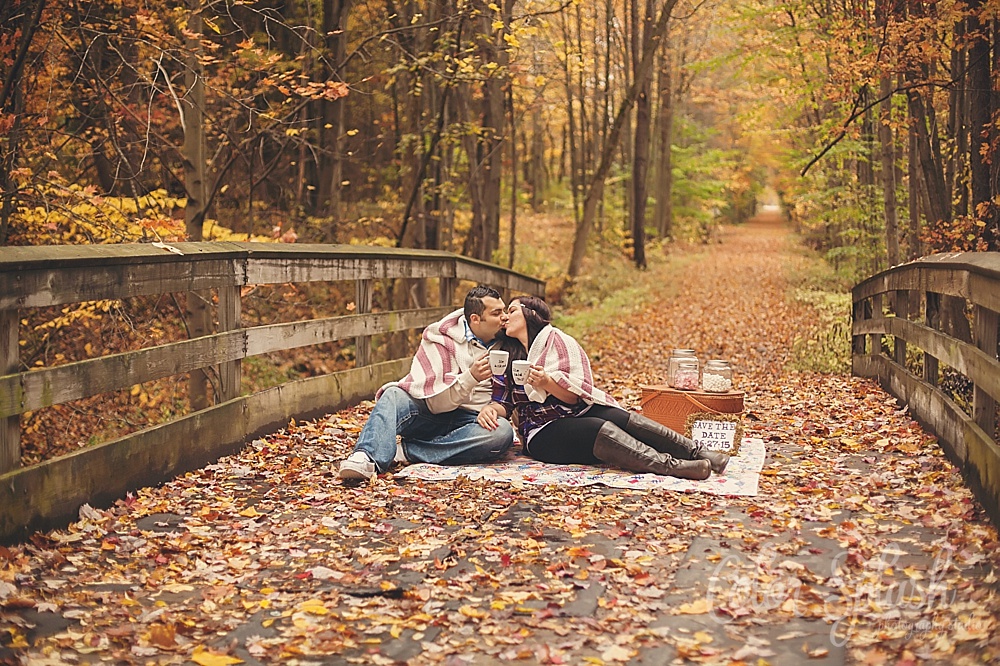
[469,296,507,343]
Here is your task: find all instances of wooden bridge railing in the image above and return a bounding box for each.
[0,242,545,542]
[852,252,1000,525]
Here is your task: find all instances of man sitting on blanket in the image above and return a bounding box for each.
[339,285,514,481]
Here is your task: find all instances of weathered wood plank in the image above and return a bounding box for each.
[243,308,448,357]
[0,332,246,418]
[851,298,867,355]
[0,358,409,544]
[0,309,448,418]
[1,257,245,309]
[355,279,373,367]
[893,290,909,367]
[455,261,545,295]
[218,285,242,402]
[245,257,452,285]
[853,316,1000,404]
[1,310,18,474]
[924,291,940,386]
[439,277,457,308]
[1,243,545,309]
[853,253,1000,311]
[974,305,999,437]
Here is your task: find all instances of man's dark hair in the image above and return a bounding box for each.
[464,285,501,321]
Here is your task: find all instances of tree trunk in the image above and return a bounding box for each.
[630,0,655,269]
[507,74,517,268]
[947,17,968,218]
[968,0,994,244]
[529,101,545,212]
[568,0,678,279]
[652,48,674,238]
[560,13,581,225]
[183,0,210,411]
[320,0,352,238]
[905,86,950,225]
[878,75,900,266]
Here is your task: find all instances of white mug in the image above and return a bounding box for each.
[489,349,509,375]
[511,360,531,385]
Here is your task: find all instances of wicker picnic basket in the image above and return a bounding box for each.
[639,385,744,435]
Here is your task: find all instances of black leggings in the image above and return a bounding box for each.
[526,405,631,465]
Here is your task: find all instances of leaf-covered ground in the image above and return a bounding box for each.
[2,217,998,665]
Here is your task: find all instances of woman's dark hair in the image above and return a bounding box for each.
[515,296,552,348]
[495,296,552,382]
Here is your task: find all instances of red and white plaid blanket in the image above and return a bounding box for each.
[377,309,483,400]
[525,325,619,407]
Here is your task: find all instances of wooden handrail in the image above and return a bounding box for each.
[852,252,1000,527]
[0,242,545,542]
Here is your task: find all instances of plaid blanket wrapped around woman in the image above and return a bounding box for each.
[525,325,619,408]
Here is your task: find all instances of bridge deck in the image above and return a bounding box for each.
[2,219,998,665]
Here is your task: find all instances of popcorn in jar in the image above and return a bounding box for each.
[702,359,733,392]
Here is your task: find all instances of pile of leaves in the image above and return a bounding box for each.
[2,218,998,665]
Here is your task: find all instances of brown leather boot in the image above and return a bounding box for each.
[592,422,711,480]
[625,412,730,474]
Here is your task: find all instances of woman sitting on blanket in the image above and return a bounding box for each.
[476,296,728,480]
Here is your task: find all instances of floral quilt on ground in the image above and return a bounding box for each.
[394,437,765,496]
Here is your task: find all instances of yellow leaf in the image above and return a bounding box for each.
[203,17,221,34]
[346,129,359,136]
[459,604,488,619]
[239,507,262,518]
[488,2,500,10]
[161,583,195,593]
[191,646,243,666]
[492,20,504,30]
[693,631,713,643]
[677,599,710,614]
[298,599,328,615]
[601,645,634,662]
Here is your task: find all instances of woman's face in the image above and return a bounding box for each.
[505,300,527,341]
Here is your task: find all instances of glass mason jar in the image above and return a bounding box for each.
[667,349,698,388]
[702,359,733,393]
[673,358,700,391]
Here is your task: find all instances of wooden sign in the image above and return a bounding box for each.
[685,412,742,455]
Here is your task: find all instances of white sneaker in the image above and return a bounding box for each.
[339,451,376,481]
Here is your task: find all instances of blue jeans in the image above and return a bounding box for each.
[353,386,514,473]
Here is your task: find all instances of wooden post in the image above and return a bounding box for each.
[355,279,373,367]
[186,290,212,410]
[893,290,908,367]
[0,309,17,473]
[872,292,884,357]
[973,305,998,437]
[924,291,940,386]
[218,286,242,402]
[439,277,456,308]
[852,297,868,356]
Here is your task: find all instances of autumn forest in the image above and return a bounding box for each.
[3,0,1000,461]
[3,0,1000,267]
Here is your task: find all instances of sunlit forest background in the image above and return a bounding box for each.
[3,0,1000,461]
